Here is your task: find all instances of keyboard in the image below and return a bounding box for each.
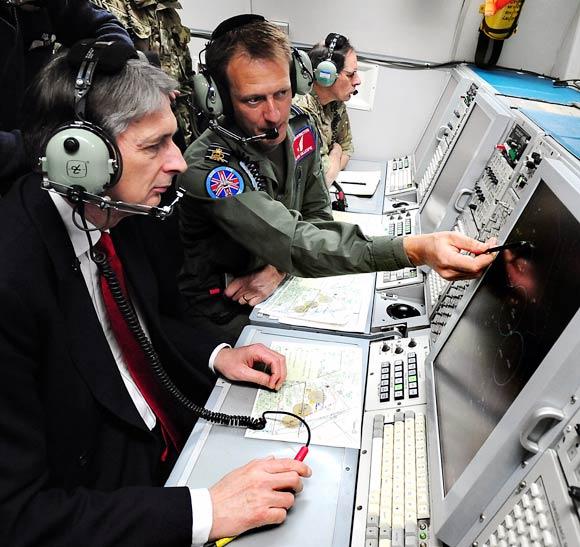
[386,156,415,195]
[352,410,431,547]
[426,270,449,310]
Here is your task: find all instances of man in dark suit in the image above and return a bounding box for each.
[0,43,310,546]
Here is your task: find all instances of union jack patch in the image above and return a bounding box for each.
[205,166,245,199]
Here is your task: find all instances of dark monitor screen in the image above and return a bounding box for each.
[420,103,492,234]
[434,181,580,494]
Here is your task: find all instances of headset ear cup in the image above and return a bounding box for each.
[193,71,224,118]
[291,49,313,96]
[314,59,338,87]
[41,121,121,194]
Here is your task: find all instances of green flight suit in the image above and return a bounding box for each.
[177,106,412,330]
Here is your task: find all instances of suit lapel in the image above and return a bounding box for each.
[22,181,148,433]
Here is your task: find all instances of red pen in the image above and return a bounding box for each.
[294,445,309,461]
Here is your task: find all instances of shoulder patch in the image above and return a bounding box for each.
[290,104,306,117]
[205,143,231,164]
[205,166,245,199]
[292,126,316,162]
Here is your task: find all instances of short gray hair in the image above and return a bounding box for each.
[22,51,178,169]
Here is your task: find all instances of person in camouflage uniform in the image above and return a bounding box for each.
[91,0,198,149]
[293,33,361,188]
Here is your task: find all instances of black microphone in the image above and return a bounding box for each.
[352,89,359,96]
[209,120,279,145]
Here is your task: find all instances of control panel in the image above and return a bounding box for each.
[472,449,580,547]
[416,83,479,204]
[365,335,430,412]
[424,120,560,343]
[386,155,416,196]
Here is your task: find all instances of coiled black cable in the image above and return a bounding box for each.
[91,247,267,430]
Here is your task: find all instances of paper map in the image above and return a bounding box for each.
[245,340,363,448]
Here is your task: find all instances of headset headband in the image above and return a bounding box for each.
[68,39,138,120]
[211,14,266,40]
[326,34,340,62]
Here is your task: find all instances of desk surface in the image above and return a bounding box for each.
[167,326,371,546]
[337,158,386,215]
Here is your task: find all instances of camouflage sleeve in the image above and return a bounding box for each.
[336,103,354,157]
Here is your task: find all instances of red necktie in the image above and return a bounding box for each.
[96,232,184,460]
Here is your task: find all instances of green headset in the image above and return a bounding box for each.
[192,14,313,119]
[313,33,346,87]
[41,40,138,195]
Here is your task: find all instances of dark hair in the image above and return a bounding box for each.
[204,19,291,95]
[21,50,177,171]
[309,33,354,74]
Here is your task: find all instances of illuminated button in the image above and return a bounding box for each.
[507,530,518,544]
[504,515,514,529]
[537,514,549,529]
[529,483,541,497]
[542,530,555,546]
[512,505,523,519]
[408,375,417,383]
[528,525,539,540]
[531,542,541,547]
[515,519,526,535]
[519,537,530,547]
[419,531,427,540]
[488,534,498,546]
[498,540,508,547]
[496,524,506,538]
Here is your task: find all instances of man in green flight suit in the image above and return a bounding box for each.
[177,14,495,342]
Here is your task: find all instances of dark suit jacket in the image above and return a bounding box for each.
[0,175,218,546]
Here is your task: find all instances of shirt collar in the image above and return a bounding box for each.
[49,191,102,258]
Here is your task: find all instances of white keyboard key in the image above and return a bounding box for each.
[537,514,549,529]
[542,530,555,546]
[532,498,546,513]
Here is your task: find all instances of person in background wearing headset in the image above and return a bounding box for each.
[293,33,360,188]
[177,14,496,343]
[0,41,310,546]
[0,0,132,196]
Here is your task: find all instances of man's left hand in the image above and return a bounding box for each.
[213,344,286,390]
[224,265,286,306]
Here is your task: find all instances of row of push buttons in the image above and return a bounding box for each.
[379,353,419,403]
[387,156,414,193]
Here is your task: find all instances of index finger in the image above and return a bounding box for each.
[453,233,500,256]
[250,344,287,390]
[263,457,312,477]
[445,250,495,276]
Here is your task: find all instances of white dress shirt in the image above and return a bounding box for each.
[50,193,216,546]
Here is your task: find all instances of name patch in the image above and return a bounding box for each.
[292,126,316,162]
